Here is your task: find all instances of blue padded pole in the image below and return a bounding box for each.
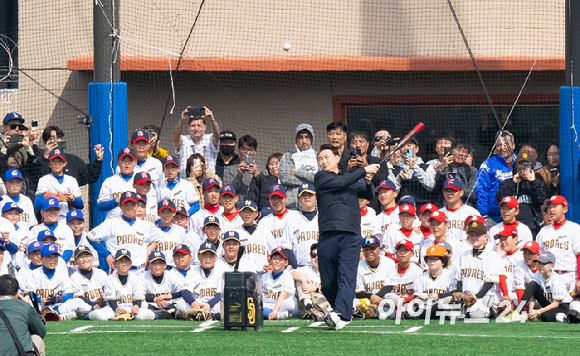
[89,82,128,228]
[559,86,580,223]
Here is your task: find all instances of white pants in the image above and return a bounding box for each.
[176,299,221,314]
[88,304,155,321]
[468,295,497,319]
[264,298,296,315]
[53,299,88,315]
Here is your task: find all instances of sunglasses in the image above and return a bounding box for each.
[310,253,317,258]
[362,237,377,245]
[374,135,391,142]
[8,124,26,130]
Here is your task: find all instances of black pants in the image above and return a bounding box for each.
[521,281,569,322]
[318,231,361,321]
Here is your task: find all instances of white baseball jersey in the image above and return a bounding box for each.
[297,265,321,290]
[176,133,218,178]
[361,207,379,238]
[29,222,74,259]
[496,249,524,301]
[0,251,12,277]
[184,228,203,265]
[97,173,136,219]
[23,267,74,298]
[375,206,400,243]
[392,263,423,296]
[236,224,269,271]
[35,174,82,219]
[217,256,257,273]
[383,227,422,263]
[259,210,299,252]
[439,204,480,242]
[456,247,503,297]
[168,266,191,283]
[284,212,319,266]
[356,256,397,294]
[536,221,580,273]
[513,259,537,291]
[419,237,469,269]
[533,272,573,304]
[156,224,188,266]
[0,194,37,228]
[71,268,108,302]
[88,217,161,267]
[142,189,160,224]
[10,222,29,270]
[117,156,166,196]
[488,222,533,250]
[260,269,295,308]
[189,206,225,239]
[0,217,16,251]
[183,263,225,303]
[143,270,184,300]
[162,178,200,212]
[219,212,243,240]
[414,268,457,295]
[103,272,146,309]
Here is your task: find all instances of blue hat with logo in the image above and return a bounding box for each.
[115,248,132,261]
[375,180,396,192]
[131,129,150,143]
[148,250,166,263]
[173,244,191,255]
[74,245,93,259]
[28,241,43,254]
[298,183,315,197]
[161,155,179,168]
[198,241,218,254]
[118,147,136,160]
[42,197,60,211]
[4,169,22,182]
[240,199,258,212]
[202,178,220,190]
[37,230,56,242]
[67,209,84,222]
[268,184,287,198]
[399,195,416,207]
[223,230,240,242]
[41,244,60,257]
[2,202,23,214]
[157,199,176,213]
[203,215,220,227]
[48,149,66,161]
[3,112,24,125]
[444,177,463,191]
[220,184,237,197]
[260,207,273,218]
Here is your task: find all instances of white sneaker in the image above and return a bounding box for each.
[335,319,350,330]
[60,312,77,321]
[325,311,340,330]
[556,313,568,323]
[276,311,289,320]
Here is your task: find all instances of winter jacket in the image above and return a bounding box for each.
[247,173,279,211]
[474,153,516,223]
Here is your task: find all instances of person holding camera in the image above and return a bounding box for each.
[173,106,220,178]
[1,113,39,167]
[143,125,169,161]
[496,151,547,237]
[232,135,262,207]
[0,274,46,356]
[370,129,397,159]
[537,143,559,196]
[434,139,477,207]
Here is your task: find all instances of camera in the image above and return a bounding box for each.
[245,154,253,165]
[353,148,362,159]
[78,115,94,126]
[188,107,206,117]
[8,134,23,143]
[31,120,39,129]
[523,161,532,173]
[550,167,559,176]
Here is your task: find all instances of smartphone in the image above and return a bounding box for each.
[57,141,67,150]
[448,172,457,179]
[444,147,452,156]
[523,161,532,173]
[193,158,201,167]
[353,148,362,159]
[31,120,38,129]
[406,148,413,159]
[188,107,206,117]
[246,154,253,165]
[550,167,559,176]
[9,134,23,143]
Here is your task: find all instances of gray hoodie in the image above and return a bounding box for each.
[279,124,318,209]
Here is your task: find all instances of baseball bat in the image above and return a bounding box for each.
[379,122,425,165]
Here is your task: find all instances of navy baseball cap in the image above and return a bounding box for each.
[2,202,22,214]
[219,130,236,142]
[260,207,273,218]
[220,184,236,197]
[223,230,240,242]
[270,247,288,260]
[148,251,166,263]
[268,184,286,198]
[175,206,188,217]
[41,244,60,257]
[48,149,66,161]
[202,178,220,191]
[74,245,93,259]
[162,155,179,168]
[399,195,416,207]
[131,130,150,143]
[203,215,220,227]
[120,191,138,205]
[134,172,152,185]
[444,178,463,191]
[298,183,315,197]
[28,241,43,254]
[115,248,132,261]
[136,194,147,204]
[37,230,56,242]
[198,241,218,254]
[173,244,191,255]
[240,199,258,212]
[42,198,60,211]
[4,169,22,182]
[118,147,136,160]
[3,112,24,124]
[67,209,84,222]
[375,180,396,192]
[158,199,176,213]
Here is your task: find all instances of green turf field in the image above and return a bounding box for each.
[44,318,580,355]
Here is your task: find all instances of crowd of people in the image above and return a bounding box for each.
[0,105,575,343]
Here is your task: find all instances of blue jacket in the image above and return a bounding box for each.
[474,153,516,222]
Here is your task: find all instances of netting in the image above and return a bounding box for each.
[0,0,567,224]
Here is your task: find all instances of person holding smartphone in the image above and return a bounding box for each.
[395,138,436,206]
[496,150,547,237]
[0,113,38,167]
[434,139,478,207]
[537,143,560,196]
[232,135,262,207]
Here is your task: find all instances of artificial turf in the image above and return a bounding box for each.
[44,318,580,355]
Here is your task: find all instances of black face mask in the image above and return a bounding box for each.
[220,145,235,156]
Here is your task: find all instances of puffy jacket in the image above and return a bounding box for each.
[474,153,516,222]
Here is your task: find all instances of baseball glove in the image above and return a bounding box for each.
[356,302,378,319]
[310,309,326,322]
[452,292,477,307]
[41,307,61,322]
[183,308,212,321]
[44,295,61,306]
[110,313,134,321]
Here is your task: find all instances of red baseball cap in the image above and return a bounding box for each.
[395,239,414,251]
[522,241,541,254]
[420,203,438,216]
[429,210,448,223]
[494,225,517,239]
[500,196,519,209]
[549,195,568,208]
[399,204,416,217]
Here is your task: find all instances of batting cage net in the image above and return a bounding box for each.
[0,0,566,224]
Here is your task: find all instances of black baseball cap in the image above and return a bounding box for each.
[219,130,236,142]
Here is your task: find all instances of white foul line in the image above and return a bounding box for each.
[308,322,324,328]
[199,321,219,328]
[281,327,300,333]
[70,325,93,332]
[404,326,423,333]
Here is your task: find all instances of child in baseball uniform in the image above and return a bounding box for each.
[133,172,159,224]
[143,251,184,319]
[2,202,28,270]
[488,196,533,254]
[127,130,166,197]
[161,155,200,216]
[35,149,83,222]
[16,242,43,290]
[360,196,378,239]
[69,246,108,319]
[284,184,319,267]
[236,200,269,272]
[420,211,468,269]
[494,225,523,309]
[439,178,480,243]
[67,210,103,270]
[219,184,243,240]
[156,200,188,268]
[30,198,74,265]
[0,169,37,228]
[96,148,137,219]
[261,247,296,320]
[218,230,257,273]
[384,204,422,262]
[290,244,330,318]
[374,180,399,243]
[391,239,423,302]
[514,241,541,305]
[172,206,202,264]
[418,203,437,240]
[189,178,224,238]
